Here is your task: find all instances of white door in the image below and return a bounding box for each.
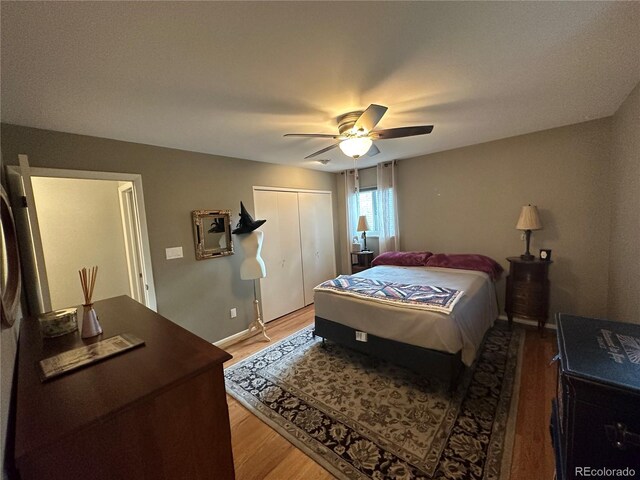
[298,192,336,305]
[253,190,304,322]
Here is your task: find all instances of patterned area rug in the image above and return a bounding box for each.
[225,323,523,480]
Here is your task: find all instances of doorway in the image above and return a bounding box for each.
[6,158,157,314]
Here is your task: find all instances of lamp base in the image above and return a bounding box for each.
[520,229,535,261]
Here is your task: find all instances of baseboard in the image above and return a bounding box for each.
[498,314,557,330]
[214,328,251,349]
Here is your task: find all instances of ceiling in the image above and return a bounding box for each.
[2,2,639,172]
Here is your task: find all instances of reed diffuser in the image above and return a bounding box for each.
[79,266,102,338]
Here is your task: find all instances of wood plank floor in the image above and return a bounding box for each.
[224,305,557,479]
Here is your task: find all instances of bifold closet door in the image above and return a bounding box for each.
[253,190,304,322]
[298,192,336,306]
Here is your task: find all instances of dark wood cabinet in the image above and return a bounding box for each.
[551,313,640,480]
[15,295,235,480]
[505,256,551,330]
[351,250,374,273]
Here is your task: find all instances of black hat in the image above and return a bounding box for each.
[208,217,225,233]
[232,202,266,234]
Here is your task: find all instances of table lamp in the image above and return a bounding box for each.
[357,215,370,251]
[516,204,542,260]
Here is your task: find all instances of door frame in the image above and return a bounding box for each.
[118,182,146,304]
[6,163,157,312]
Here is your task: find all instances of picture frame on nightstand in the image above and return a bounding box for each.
[539,249,552,261]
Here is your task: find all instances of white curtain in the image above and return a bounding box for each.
[343,169,360,273]
[376,161,399,253]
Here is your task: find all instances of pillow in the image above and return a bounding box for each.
[371,251,433,267]
[425,253,504,280]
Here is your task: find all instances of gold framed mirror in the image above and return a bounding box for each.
[192,210,233,260]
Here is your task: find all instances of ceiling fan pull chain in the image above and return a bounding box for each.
[354,157,359,193]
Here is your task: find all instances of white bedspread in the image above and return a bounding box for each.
[313,265,498,366]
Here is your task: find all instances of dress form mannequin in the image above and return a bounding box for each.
[239,231,266,280]
[238,231,269,341]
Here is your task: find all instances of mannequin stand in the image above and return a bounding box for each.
[248,280,270,341]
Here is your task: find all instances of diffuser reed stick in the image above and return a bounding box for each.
[79,266,102,338]
[79,266,98,305]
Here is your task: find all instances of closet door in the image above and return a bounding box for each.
[298,192,336,306]
[253,190,304,322]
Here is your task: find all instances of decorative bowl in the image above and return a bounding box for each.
[38,308,78,338]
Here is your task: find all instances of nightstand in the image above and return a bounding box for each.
[351,251,374,274]
[505,256,552,330]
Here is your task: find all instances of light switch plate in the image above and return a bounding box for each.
[165,246,183,260]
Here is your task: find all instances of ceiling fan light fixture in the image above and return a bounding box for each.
[339,137,372,158]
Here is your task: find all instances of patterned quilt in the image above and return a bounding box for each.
[314,275,463,314]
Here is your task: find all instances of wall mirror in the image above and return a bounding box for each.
[1,185,22,326]
[192,210,233,260]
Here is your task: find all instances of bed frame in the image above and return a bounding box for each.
[314,316,465,392]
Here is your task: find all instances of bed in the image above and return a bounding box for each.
[313,259,500,391]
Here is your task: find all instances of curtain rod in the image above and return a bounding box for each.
[341,160,397,174]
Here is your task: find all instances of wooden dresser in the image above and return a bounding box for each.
[15,295,235,480]
[505,256,552,330]
[551,314,640,479]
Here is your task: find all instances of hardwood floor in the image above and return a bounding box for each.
[224,306,557,479]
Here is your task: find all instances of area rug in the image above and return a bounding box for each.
[225,323,523,480]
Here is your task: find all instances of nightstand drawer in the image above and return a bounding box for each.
[510,262,548,282]
[511,286,544,300]
[511,301,547,317]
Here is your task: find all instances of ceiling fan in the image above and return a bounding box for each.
[284,104,433,159]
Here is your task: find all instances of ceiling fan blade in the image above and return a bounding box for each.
[370,125,433,140]
[284,133,341,139]
[354,104,388,132]
[304,143,340,159]
[365,143,380,157]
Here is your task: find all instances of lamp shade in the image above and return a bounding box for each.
[515,205,542,231]
[357,215,370,232]
[339,137,373,158]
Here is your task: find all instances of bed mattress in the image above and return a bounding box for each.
[313,265,498,366]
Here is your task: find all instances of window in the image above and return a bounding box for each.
[358,187,378,234]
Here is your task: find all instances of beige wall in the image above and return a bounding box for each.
[31,177,130,310]
[397,118,613,321]
[1,124,340,343]
[607,82,640,323]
